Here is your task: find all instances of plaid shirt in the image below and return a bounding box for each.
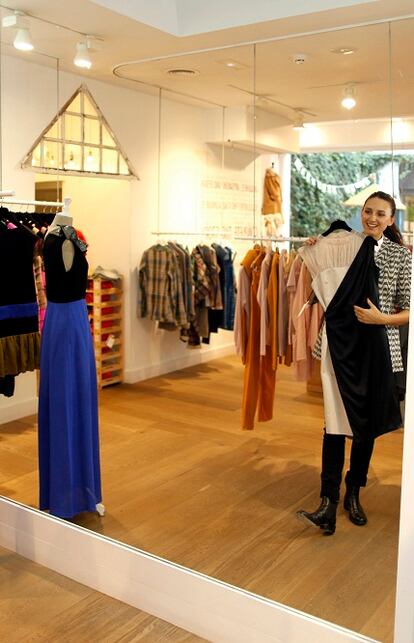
[138,244,187,327]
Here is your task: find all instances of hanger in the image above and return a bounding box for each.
[321,219,352,237]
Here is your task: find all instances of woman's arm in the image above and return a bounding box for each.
[354,299,410,326]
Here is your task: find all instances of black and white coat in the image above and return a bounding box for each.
[375,235,411,372]
[313,235,411,373]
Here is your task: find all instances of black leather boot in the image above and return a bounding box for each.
[344,485,367,526]
[296,497,337,535]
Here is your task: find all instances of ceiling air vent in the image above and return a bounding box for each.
[166,68,199,78]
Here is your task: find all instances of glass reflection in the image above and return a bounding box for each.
[1,17,412,643]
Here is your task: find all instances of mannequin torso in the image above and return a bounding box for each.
[47,209,74,272]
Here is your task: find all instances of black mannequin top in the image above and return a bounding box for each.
[43,227,88,303]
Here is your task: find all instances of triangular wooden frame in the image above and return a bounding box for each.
[21,84,139,180]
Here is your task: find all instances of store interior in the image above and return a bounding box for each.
[1,5,414,642]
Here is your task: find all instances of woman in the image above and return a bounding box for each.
[297,191,411,535]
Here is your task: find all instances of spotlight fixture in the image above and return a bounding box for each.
[14,27,34,51]
[341,85,356,110]
[74,41,92,69]
[293,114,305,130]
[73,36,102,69]
[2,10,34,52]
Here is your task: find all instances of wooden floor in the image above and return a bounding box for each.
[0,546,205,642]
[0,356,402,642]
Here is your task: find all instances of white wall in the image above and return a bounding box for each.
[0,53,262,422]
[299,117,414,152]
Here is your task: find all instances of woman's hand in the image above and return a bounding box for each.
[303,236,318,246]
[354,299,385,325]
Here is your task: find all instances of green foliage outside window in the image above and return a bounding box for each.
[290,152,414,237]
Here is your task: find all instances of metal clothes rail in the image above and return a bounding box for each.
[151,231,233,237]
[234,235,309,242]
[0,198,65,208]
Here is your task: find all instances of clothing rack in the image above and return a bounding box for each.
[0,198,65,209]
[234,235,309,242]
[151,231,233,237]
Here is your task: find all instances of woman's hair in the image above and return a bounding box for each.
[362,190,404,245]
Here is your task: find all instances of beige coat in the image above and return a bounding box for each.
[261,168,282,215]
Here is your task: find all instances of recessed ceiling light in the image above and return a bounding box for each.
[293,53,307,65]
[217,59,247,70]
[331,47,357,55]
[166,68,199,77]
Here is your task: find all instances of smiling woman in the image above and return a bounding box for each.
[298,190,411,534]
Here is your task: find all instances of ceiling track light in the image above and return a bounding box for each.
[2,10,34,52]
[14,28,34,52]
[74,41,92,69]
[341,84,357,110]
[73,36,101,70]
[2,10,103,65]
[292,112,305,130]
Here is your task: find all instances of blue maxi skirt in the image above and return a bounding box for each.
[38,299,102,518]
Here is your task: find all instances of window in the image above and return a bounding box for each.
[22,84,138,179]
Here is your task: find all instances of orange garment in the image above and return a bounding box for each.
[241,251,277,430]
[261,169,282,215]
[257,252,277,423]
[257,346,276,423]
[267,251,279,370]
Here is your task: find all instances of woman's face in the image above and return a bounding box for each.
[361,197,394,240]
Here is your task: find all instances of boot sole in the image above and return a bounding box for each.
[296,511,336,535]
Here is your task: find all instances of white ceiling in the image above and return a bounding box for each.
[0,0,413,124]
[114,20,414,123]
[89,0,380,37]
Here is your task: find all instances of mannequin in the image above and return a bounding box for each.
[39,195,104,519]
[47,197,74,272]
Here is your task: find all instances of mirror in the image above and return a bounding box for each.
[1,16,413,643]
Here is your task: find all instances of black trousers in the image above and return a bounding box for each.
[320,432,375,503]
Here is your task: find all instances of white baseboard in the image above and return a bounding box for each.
[124,343,235,384]
[0,497,375,643]
[0,397,37,425]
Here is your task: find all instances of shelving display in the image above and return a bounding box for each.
[86,276,124,389]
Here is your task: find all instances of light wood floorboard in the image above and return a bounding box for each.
[0,356,401,642]
[0,546,206,642]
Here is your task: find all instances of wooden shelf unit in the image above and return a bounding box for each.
[86,276,124,389]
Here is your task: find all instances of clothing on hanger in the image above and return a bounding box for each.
[138,239,236,348]
[326,236,401,440]
[0,208,40,389]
